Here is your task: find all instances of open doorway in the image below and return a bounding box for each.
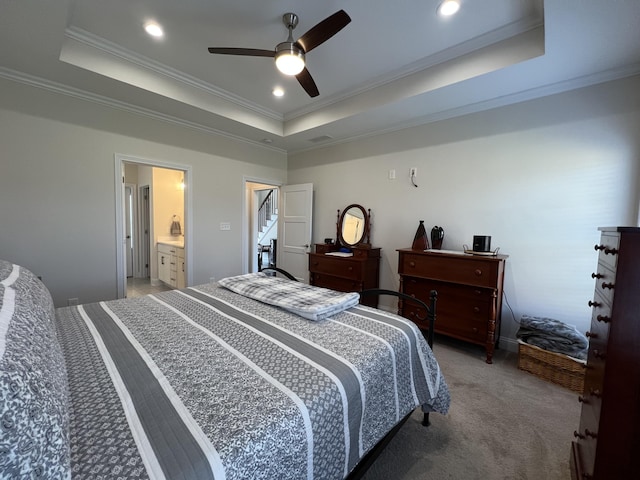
[246,181,280,274]
[115,154,192,299]
[243,180,314,282]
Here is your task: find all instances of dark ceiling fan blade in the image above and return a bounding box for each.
[296,10,351,53]
[207,47,275,57]
[296,67,319,97]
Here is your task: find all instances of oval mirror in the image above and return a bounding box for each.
[338,204,370,247]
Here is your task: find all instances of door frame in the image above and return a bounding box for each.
[114,153,193,299]
[124,183,136,278]
[242,176,282,275]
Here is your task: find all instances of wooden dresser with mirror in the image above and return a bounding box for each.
[308,204,380,307]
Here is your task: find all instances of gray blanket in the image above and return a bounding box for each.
[516,315,588,360]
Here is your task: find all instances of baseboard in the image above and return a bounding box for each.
[499,335,519,353]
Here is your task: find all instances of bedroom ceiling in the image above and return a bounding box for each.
[0,0,639,154]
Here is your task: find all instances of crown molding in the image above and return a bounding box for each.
[64,27,283,123]
[287,63,640,155]
[0,67,287,154]
[284,15,544,122]
[2,60,638,158]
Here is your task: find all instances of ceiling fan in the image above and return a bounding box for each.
[208,10,351,98]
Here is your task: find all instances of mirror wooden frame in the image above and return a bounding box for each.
[336,204,371,248]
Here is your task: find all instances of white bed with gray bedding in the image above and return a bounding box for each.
[1,260,450,479]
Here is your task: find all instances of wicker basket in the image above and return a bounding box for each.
[517,341,585,393]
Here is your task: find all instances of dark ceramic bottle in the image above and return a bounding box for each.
[412,220,429,250]
[431,226,444,250]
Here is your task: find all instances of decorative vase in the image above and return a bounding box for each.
[431,226,444,250]
[411,220,429,250]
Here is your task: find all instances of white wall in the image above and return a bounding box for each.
[288,75,640,348]
[0,78,287,307]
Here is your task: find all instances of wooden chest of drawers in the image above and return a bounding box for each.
[309,244,380,307]
[397,249,508,363]
[570,227,640,480]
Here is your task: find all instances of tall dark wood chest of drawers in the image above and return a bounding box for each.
[570,227,640,480]
[309,244,381,307]
[397,249,508,363]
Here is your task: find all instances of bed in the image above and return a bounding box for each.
[0,259,450,479]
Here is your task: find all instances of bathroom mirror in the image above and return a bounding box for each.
[337,204,371,247]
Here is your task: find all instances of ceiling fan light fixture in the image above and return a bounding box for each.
[275,44,305,75]
[437,0,461,17]
[144,21,164,38]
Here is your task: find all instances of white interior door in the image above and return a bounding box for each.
[124,184,135,277]
[277,183,313,282]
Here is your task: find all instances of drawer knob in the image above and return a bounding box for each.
[573,430,585,439]
[593,349,606,360]
[348,266,353,271]
[585,429,598,439]
[589,388,602,398]
[472,327,478,333]
[591,272,603,279]
[409,261,416,267]
[604,247,618,256]
[585,331,597,338]
[578,396,589,404]
[588,300,601,308]
[596,315,611,323]
[601,282,615,290]
[473,306,480,313]
[474,269,482,276]
[594,244,605,251]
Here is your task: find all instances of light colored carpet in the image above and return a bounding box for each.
[362,336,580,480]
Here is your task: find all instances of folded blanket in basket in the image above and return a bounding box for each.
[516,315,588,360]
[218,272,360,321]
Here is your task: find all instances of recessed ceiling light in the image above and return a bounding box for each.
[144,21,164,38]
[437,0,460,17]
[272,87,285,97]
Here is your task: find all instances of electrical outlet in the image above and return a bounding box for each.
[220,222,231,231]
[410,167,417,178]
[389,169,396,179]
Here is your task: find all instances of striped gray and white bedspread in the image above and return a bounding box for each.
[54,283,450,480]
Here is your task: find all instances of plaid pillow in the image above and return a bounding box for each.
[218,273,360,321]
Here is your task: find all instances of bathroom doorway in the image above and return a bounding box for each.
[115,154,192,299]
